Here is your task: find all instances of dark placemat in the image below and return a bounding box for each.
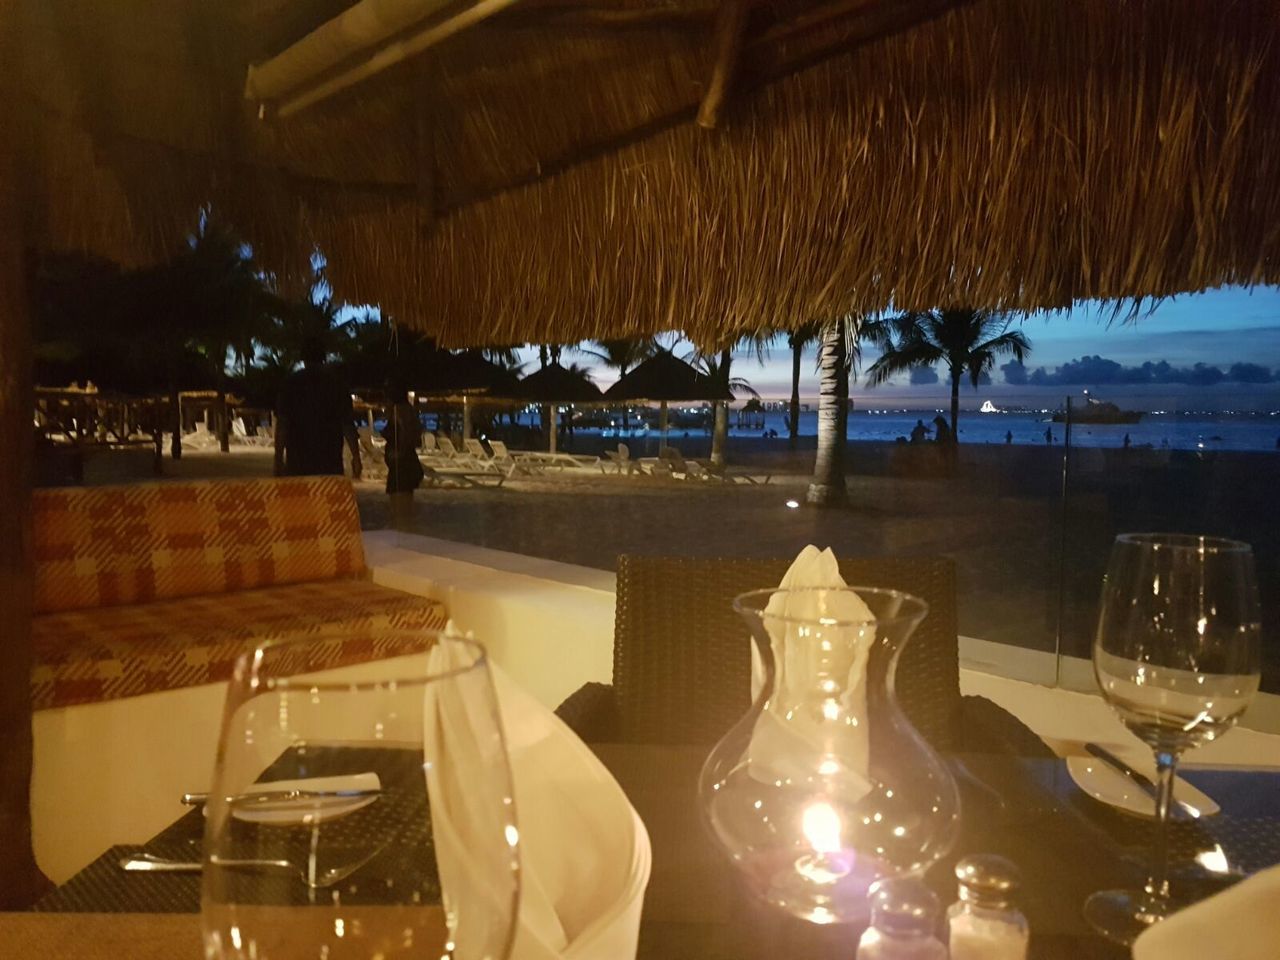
[35,745,437,914]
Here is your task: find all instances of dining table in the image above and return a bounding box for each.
[8,743,1280,959]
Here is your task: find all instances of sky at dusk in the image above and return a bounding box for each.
[528,285,1280,408]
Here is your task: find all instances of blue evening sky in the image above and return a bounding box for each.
[576,285,1280,406]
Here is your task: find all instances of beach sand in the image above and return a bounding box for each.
[62,435,1280,691]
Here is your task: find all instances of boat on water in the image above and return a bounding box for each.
[1051,398,1143,424]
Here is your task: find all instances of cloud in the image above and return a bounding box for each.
[1001,359,1028,385]
[1228,362,1274,384]
[1024,354,1272,387]
[909,365,939,385]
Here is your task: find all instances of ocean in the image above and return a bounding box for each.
[585,408,1280,453]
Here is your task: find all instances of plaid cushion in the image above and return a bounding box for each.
[33,477,366,614]
[32,580,448,710]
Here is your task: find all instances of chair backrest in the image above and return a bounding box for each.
[437,436,458,456]
[489,439,511,458]
[33,476,367,613]
[618,443,629,460]
[611,554,960,750]
[464,439,488,458]
[419,433,437,452]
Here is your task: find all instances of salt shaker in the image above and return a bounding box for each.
[947,854,1029,960]
[856,877,948,959]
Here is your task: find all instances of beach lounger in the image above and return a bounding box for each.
[419,462,507,488]
[357,428,388,482]
[602,443,640,476]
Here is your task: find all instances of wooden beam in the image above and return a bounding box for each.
[750,0,884,48]
[498,2,715,29]
[696,0,751,130]
[440,0,970,213]
[0,0,44,910]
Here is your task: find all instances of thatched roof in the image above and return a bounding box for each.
[604,350,733,401]
[13,0,1280,348]
[510,363,604,403]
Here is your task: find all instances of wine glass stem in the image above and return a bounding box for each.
[1145,749,1180,908]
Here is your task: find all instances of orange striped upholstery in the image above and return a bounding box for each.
[32,580,448,710]
[33,477,367,614]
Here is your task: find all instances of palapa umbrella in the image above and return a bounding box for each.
[412,352,519,440]
[506,362,602,452]
[603,350,732,452]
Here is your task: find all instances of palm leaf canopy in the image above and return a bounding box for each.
[866,309,1030,387]
[12,1,1280,347]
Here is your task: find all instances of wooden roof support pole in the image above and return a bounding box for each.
[696,0,750,130]
[0,0,43,909]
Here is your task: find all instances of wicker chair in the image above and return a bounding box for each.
[555,554,1050,757]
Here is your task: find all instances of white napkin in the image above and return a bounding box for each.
[748,546,875,792]
[424,630,651,960]
[1132,863,1280,960]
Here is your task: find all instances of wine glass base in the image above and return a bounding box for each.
[1084,889,1171,946]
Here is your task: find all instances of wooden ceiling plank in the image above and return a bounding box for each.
[697,0,751,129]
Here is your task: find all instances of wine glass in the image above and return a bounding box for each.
[1085,533,1261,945]
[201,628,519,960]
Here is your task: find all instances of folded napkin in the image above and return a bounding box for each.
[1132,863,1280,960]
[749,546,875,792]
[424,630,651,960]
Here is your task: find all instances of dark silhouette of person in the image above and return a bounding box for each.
[1044,427,1054,445]
[910,419,929,444]
[932,415,952,444]
[1005,430,1013,445]
[382,379,424,529]
[275,336,361,477]
[1123,433,1132,450]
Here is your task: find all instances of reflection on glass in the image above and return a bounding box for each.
[700,587,959,926]
[201,629,519,960]
[1085,534,1261,946]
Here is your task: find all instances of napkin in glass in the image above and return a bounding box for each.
[748,545,875,793]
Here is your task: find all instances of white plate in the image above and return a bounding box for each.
[1067,755,1219,819]
[227,772,382,826]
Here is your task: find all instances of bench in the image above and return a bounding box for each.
[32,476,448,711]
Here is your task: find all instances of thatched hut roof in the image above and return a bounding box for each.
[509,363,604,403]
[604,350,733,401]
[12,0,1280,348]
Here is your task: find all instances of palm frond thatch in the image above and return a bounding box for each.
[13,0,1280,348]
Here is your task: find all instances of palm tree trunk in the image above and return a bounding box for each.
[216,390,230,453]
[710,348,731,467]
[949,370,960,444]
[169,373,182,460]
[788,338,802,451]
[807,321,849,507]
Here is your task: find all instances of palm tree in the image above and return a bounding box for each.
[806,317,864,507]
[786,320,823,450]
[693,345,762,467]
[865,308,1031,444]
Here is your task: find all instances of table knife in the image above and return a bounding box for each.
[181,786,381,807]
[1083,742,1203,818]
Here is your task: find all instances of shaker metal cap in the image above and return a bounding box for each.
[868,877,940,933]
[955,854,1022,908]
